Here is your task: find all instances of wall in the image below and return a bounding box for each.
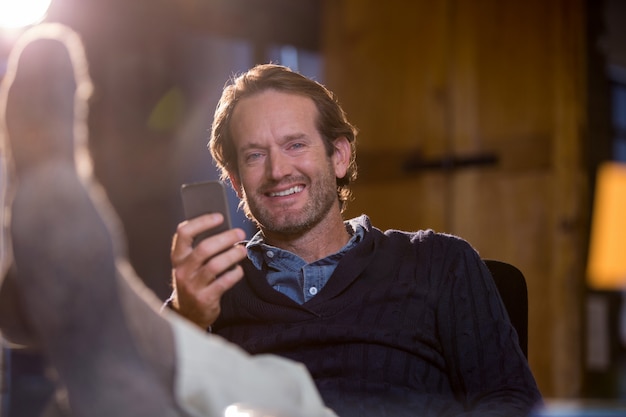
[323,0,588,398]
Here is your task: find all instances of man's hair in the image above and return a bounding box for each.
[209,64,358,209]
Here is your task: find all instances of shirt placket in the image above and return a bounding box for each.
[302,264,322,303]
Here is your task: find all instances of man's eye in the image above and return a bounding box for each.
[245,152,263,162]
[289,143,305,150]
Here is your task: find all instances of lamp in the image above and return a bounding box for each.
[586,162,626,397]
[587,162,626,290]
[0,0,52,30]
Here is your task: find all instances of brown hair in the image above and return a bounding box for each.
[209,64,358,209]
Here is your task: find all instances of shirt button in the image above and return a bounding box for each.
[266,250,274,258]
[309,287,318,295]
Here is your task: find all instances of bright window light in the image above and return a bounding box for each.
[0,0,53,29]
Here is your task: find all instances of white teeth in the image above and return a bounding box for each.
[269,185,303,197]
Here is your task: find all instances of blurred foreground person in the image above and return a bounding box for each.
[0,23,335,417]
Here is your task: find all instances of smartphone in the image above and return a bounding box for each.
[180,180,232,247]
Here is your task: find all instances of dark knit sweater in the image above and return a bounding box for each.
[213,215,542,416]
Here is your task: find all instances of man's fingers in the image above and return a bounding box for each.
[171,213,226,260]
[174,241,245,291]
[181,264,244,328]
[193,229,246,262]
[198,243,247,279]
[204,265,245,299]
[169,215,247,328]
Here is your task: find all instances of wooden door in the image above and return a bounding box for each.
[323,0,587,398]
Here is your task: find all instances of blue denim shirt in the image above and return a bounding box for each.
[247,219,365,304]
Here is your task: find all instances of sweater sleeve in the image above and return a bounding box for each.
[436,239,542,416]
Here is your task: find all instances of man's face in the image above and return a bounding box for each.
[229,89,348,237]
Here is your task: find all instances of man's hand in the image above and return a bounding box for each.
[170,213,247,329]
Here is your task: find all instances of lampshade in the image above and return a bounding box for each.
[587,162,626,290]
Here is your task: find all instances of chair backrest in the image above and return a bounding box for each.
[483,259,528,358]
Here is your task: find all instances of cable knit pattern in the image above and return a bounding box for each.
[213,215,542,417]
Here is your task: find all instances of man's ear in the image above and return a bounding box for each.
[229,173,243,198]
[332,136,351,179]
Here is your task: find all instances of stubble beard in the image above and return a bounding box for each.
[242,168,338,237]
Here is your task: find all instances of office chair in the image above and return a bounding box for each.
[483,259,529,358]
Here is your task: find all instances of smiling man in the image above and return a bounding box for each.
[230,89,351,260]
[170,64,543,417]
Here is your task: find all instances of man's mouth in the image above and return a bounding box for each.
[267,185,304,197]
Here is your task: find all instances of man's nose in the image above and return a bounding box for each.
[266,150,292,180]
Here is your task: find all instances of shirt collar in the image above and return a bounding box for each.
[246,218,366,269]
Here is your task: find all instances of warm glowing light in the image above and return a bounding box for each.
[587,162,626,289]
[224,405,251,417]
[0,0,53,29]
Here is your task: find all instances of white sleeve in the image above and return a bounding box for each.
[167,312,337,417]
